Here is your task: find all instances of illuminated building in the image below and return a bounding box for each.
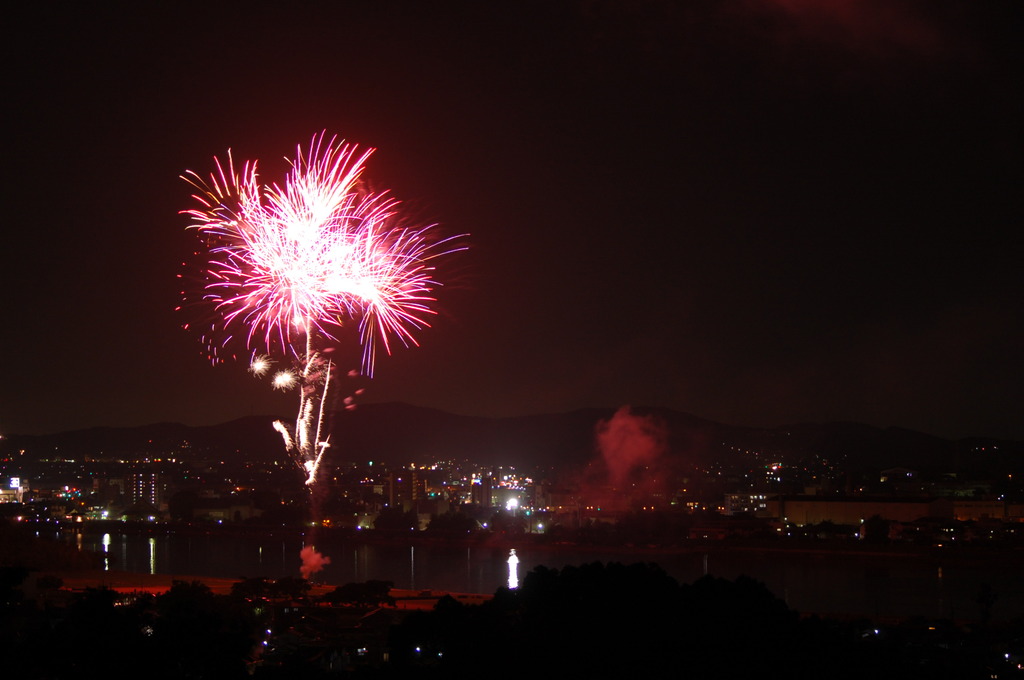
[129,471,165,508]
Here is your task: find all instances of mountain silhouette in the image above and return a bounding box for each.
[3,404,1020,479]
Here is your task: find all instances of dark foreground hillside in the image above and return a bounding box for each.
[388,562,1024,680]
[5,558,1021,680]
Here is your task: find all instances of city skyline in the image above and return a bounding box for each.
[3,1,1021,440]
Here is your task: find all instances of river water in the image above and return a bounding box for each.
[54,529,1024,622]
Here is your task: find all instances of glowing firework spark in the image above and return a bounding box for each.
[183,132,461,485]
[272,370,296,390]
[249,355,271,376]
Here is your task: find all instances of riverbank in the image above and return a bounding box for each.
[56,519,1024,565]
[40,569,491,610]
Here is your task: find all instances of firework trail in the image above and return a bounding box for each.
[182,132,460,486]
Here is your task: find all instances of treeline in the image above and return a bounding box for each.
[390,562,1024,679]
[1,572,259,679]
[2,562,1022,679]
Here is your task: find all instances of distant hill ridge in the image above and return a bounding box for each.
[2,403,1020,475]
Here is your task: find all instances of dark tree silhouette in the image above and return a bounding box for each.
[387,561,983,679]
[426,509,477,533]
[391,562,799,676]
[152,580,260,678]
[321,579,395,607]
[861,514,891,543]
[373,507,419,531]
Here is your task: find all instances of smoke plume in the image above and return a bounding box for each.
[299,546,331,580]
[595,406,667,489]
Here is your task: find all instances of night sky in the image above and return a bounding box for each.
[3,1,1021,440]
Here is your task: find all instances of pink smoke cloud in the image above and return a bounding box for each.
[299,546,331,580]
[595,406,667,489]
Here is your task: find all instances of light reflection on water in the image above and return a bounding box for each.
[58,530,1024,621]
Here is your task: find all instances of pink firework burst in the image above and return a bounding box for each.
[182,132,457,376]
[182,133,462,486]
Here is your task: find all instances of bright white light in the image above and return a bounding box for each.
[273,371,296,390]
[505,498,518,512]
[249,355,272,376]
[507,549,519,589]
